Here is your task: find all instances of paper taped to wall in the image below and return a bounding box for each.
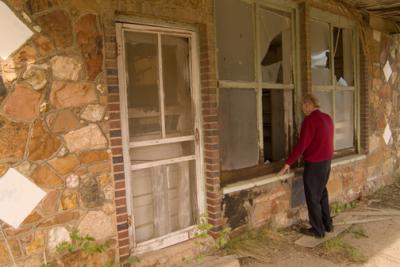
[0,168,46,228]
[0,2,33,59]
[383,124,392,145]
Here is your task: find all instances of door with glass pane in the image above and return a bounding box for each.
[117,24,202,252]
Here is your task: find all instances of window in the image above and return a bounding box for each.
[216,0,296,184]
[310,11,358,154]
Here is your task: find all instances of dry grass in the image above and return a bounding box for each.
[349,225,369,239]
[222,226,296,264]
[320,237,368,263]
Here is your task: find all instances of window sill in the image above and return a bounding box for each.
[222,172,294,195]
[331,154,366,168]
[222,154,367,195]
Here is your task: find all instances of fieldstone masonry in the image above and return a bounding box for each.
[0,0,116,265]
[0,0,399,266]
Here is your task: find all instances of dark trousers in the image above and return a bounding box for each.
[303,160,332,235]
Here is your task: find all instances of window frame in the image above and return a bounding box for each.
[116,21,206,254]
[309,8,361,156]
[215,0,301,184]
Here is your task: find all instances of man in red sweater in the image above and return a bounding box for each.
[279,94,334,238]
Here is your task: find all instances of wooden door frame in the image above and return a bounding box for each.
[116,22,205,254]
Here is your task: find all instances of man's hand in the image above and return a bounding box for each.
[278,164,290,176]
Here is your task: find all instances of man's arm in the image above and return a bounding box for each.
[278,118,314,175]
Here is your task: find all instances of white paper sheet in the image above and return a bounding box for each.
[0,2,33,59]
[383,60,392,82]
[383,124,392,145]
[0,168,46,228]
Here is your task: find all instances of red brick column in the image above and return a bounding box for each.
[359,43,370,154]
[198,23,223,233]
[103,20,131,259]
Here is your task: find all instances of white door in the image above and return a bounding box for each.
[116,23,204,253]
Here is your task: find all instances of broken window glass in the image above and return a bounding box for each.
[219,89,258,171]
[259,8,292,84]
[311,20,331,86]
[333,27,354,87]
[125,32,161,141]
[161,35,194,137]
[335,91,354,150]
[216,0,255,81]
[262,89,293,162]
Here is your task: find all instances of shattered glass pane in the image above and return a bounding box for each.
[125,32,162,141]
[262,89,292,162]
[333,27,354,86]
[161,35,194,137]
[259,8,292,84]
[219,89,258,170]
[335,91,354,150]
[216,0,255,81]
[311,20,331,85]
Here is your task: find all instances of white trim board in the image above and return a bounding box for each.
[222,154,367,195]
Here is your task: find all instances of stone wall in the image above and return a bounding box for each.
[0,0,116,266]
[0,0,217,266]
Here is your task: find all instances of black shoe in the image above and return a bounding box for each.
[325,224,334,233]
[300,227,325,239]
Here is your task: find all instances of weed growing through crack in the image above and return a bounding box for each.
[223,226,282,263]
[323,237,367,263]
[350,225,368,239]
[330,201,356,216]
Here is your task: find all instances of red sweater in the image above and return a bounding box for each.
[286,109,333,165]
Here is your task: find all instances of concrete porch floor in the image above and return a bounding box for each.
[240,183,400,267]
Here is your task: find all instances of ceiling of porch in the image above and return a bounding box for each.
[343,0,400,23]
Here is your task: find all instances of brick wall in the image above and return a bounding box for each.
[103,17,131,259]
[198,23,223,234]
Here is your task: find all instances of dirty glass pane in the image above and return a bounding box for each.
[161,35,194,137]
[262,89,292,163]
[219,88,258,170]
[131,161,196,243]
[335,91,354,150]
[333,27,354,87]
[216,0,255,81]
[259,8,292,84]
[125,32,161,141]
[311,20,331,85]
[314,91,333,117]
[130,141,194,165]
